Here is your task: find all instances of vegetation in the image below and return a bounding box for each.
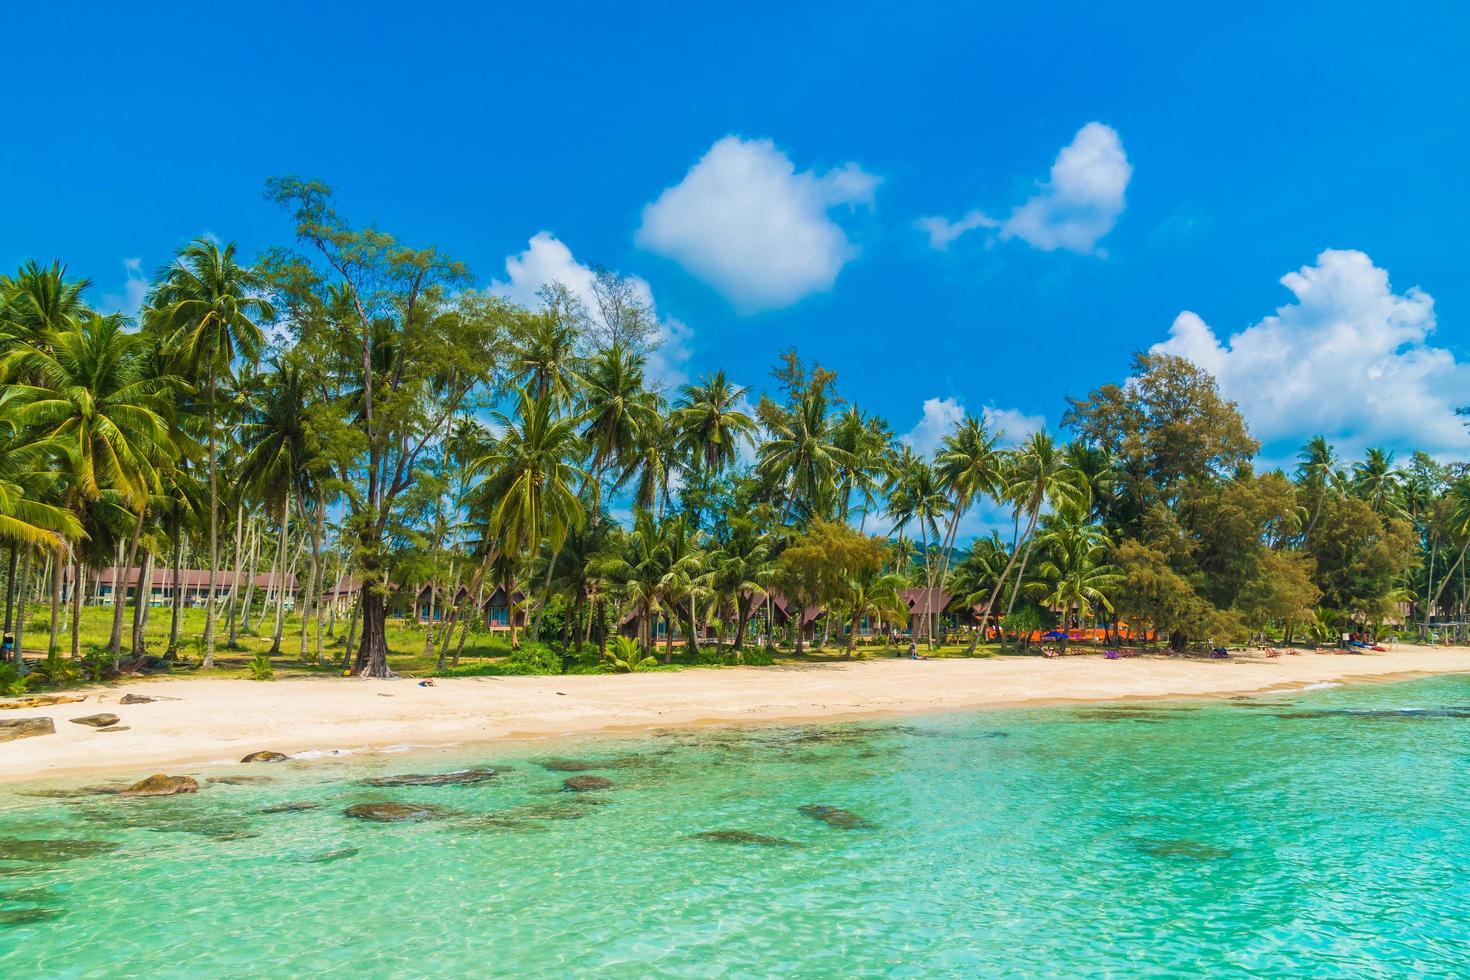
[0,189,1457,695]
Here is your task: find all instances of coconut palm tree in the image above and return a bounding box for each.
[935,414,1002,616]
[705,516,776,655]
[672,371,756,527]
[977,431,1082,634]
[840,563,907,658]
[885,448,949,646]
[1295,435,1337,544]
[1027,517,1120,655]
[511,309,582,406]
[150,240,273,668]
[591,509,671,657]
[832,407,891,530]
[1352,447,1406,517]
[474,386,590,639]
[756,382,852,524]
[0,312,176,659]
[579,346,659,520]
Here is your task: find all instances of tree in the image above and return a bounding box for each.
[264,178,504,677]
[1027,515,1120,654]
[672,371,756,527]
[150,240,272,667]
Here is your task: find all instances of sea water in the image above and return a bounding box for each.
[2,676,1469,976]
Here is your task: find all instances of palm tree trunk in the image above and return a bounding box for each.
[14,547,31,672]
[69,558,84,663]
[3,542,17,641]
[225,500,246,647]
[203,375,220,669]
[167,524,185,657]
[109,505,147,658]
[47,548,64,656]
[241,521,260,633]
[299,492,322,662]
[269,493,291,655]
[1000,538,1036,647]
[130,549,153,657]
[340,588,360,671]
[978,507,1039,638]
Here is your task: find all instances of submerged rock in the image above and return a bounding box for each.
[691,830,804,848]
[121,774,199,797]
[0,718,55,742]
[70,714,121,728]
[208,775,274,786]
[1134,837,1235,861]
[0,837,122,862]
[299,847,360,864]
[539,758,605,772]
[343,802,446,823]
[0,906,63,925]
[259,801,321,814]
[563,775,613,792]
[362,768,501,787]
[797,804,873,829]
[240,751,289,764]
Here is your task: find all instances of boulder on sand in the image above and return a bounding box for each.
[120,694,157,705]
[240,751,289,763]
[0,694,86,710]
[121,774,199,797]
[70,714,121,728]
[0,717,55,742]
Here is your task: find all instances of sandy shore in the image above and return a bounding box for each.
[5,647,1470,784]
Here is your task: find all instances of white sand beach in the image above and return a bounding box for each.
[5,647,1470,784]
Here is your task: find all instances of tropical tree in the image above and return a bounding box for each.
[150,240,272,667]
[672,370,756,526]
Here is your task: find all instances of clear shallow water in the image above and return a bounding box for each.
[3,677,1470,977]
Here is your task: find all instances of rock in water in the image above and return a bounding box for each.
[69,714,121,728]
[563,776,613,792]
[259,801,321,814]
[343,802,444,823]
[692,830,804,848]
[361,768,499,787]
[119,694,156,704]
[539,758,604,772]
[240,751,289,763]
[0,718,55,742]
[121,774,199,797]
[299,847,359,864]
[797,804,873,829]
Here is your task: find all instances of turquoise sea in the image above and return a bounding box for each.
[3,675,1470,977]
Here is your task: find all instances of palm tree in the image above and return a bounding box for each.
[1027,517,1120,655]
[935,415,1002,619]
[511,309,582,406]
[756,383,852,524]
[0,410,82,551]
[885,448,949,647]
[0,313,175,659]
[832,407,891,530]
[705,516,775,655]
[1295,435,1337,544]
[150,240,273,668]
[1352,447,1406,517]
[238,358,312,655]
[672,371,756,526]
[474,386,590,640]
[592,510,671,657]
[579,346,658,521]
[977,432,1082,636]
[840,563,907,658]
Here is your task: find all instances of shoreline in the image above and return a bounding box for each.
[5,648,1470,786]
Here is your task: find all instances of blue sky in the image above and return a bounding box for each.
[5,1,1469,468]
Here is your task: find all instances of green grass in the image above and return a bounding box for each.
[6,603,1080,688]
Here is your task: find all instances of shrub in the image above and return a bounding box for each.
[30,650,80,688]
[0,663,28,697]
[437,642,561,676]
[603,636,658,673]
[247,649,275,681]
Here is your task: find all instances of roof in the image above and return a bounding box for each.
[65,567,300,590]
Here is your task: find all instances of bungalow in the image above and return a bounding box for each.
[62,567,300,609]
[413,584,525,633]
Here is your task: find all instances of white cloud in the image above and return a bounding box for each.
[99,257,148,320]
[901,397,1045,458]
[636,136,879,312]
[901,396,966,458]
[491,232,692,390]
[920,122,1131,255]
[981,405,1046,446]
[1151,248,1470,455]
[916,210,999,251]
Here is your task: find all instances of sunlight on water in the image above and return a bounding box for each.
[3,676,1470,976]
